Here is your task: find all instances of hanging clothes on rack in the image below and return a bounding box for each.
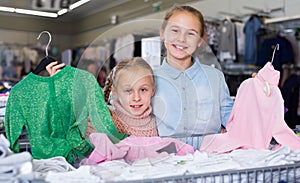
[280,64,300,129]
[243,15,263,65]
[23,47,38,74]
[217,18,237,62]
[204,21,220,55]
[235,21,245,56]
[0,44,25,81]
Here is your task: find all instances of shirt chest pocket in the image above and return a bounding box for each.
[196,99,213,121]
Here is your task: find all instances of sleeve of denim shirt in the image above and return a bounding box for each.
[218,71,234,127]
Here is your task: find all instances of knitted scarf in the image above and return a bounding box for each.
[110,100,158,137]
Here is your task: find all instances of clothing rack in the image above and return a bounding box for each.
[259,24,297,36]
[0,42,36,48]
[260,24,284,32]
[204,16,221,25]
[265,14,300,24]
[218,11,244,23]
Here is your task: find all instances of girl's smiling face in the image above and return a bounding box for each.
[113,67,155,116]
[161,11,203,69]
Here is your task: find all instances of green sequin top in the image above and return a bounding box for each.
[5,66,126,163]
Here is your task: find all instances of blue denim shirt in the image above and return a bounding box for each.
[152,57,233,142]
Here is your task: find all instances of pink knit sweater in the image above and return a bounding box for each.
[110,100,158,137]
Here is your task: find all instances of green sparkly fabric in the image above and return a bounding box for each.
[5,66,126,163]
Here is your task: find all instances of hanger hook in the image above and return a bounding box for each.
[271,44,279,64]
[37,31,52,57]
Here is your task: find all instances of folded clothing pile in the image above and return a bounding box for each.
[0,134,34,183]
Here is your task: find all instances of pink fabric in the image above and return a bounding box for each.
[110,100,158,137]
[117,135,194,163]
[86,133,129,164]
[84,133,194,164]
[200,62,300,153]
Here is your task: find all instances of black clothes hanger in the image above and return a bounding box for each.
[33,31,63,74]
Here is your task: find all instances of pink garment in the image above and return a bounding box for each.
[85,133,194,164]
[200,62,300,153]
[83,133,129,165]
[117,135,194,163]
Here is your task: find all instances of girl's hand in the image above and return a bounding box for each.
[46,61,65,76]
[221,126,227,133]
[251,72,257,78]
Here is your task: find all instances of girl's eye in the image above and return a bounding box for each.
[188,32,196,36]
[141,88,148,93]
[125,89,131,93]
[171,29,178,33]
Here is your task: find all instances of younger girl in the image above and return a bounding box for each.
[82,57,194,165]
[46,57,158,137]
[103,57,158,137]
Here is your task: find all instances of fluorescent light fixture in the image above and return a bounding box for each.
[58,8,68,16]
[69,0,90,10]
[0,0,91,18]
[15,8,58,18]
[0,6,15,12]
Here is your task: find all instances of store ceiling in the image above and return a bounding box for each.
[0,0,128,20]
[0,0,196,22]
[0,0,196,35]
[0,0,288,35]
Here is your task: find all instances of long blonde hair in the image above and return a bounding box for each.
[103,57,155,103]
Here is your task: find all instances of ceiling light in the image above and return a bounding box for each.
[15,8,58,18]
[58,8,68,16]
[0,6,15,12]
[69,0,90,10]
[0,0,91,18]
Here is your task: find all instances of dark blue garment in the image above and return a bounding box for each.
[243,16,262,64]
[257,35,294,73]
[280,74,300,129]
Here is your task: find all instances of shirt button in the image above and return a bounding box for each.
[184,107,186,111]
[182,87,185,91]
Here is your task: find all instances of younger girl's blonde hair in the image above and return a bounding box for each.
[103,57,155,103]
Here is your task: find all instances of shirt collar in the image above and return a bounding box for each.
[161,57,201,79]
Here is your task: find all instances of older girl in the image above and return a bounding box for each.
[152,5,233,148]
